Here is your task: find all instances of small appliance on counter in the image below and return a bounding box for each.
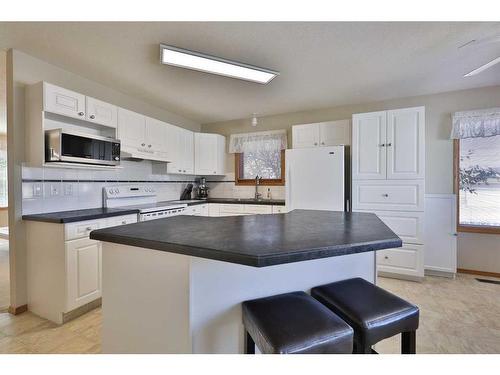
[196,177,209,200]
[180,184,193,200]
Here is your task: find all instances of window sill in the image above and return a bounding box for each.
[458,225,500,235]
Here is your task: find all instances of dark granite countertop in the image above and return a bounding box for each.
[90,210,401,267]
[22,207,140,223]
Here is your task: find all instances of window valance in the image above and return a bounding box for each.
[228,130,287,153]
[451,107,500,139]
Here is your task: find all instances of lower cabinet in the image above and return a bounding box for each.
[377,244,424,279]
[66,238,102,311]
[206,203,286,217]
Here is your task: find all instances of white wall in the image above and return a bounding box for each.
[8,49,202,309]
[202,85,500,274]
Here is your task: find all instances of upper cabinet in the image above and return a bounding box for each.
[352,107,424,180]
[167,126,195,175]
[292,120,350,149]
[44,82,117,128]
[86,97,117,128]
[194,133,226,175]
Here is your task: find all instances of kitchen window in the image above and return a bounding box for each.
[452,108,500,234]
[229,130,287,186]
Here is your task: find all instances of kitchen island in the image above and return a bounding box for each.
[90,209,401,353]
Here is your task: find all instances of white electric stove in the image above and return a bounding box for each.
[103,185,188,221]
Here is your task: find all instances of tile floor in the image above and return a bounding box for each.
[0,273,499,354]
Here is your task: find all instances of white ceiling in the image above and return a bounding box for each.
[1,22,500,124]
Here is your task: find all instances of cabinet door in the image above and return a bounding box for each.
[377,243,424,278]
[66,238,102,311]
[44,83,86,120]
[292,124,320,148]
[145,117,167,159]
[86,97,118,128]
[216,135,226,175]
[182,129,195,174]
[352,111,387,180]
[194,133,218,175]
[117,108,146,151]
[166,125,182,173]
[319,120,351,146]
[386,107,425,179]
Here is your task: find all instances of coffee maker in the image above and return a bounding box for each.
[196,177,209,200]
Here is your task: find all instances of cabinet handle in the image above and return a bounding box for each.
[183,170,186,172]
[386,143,392,147]
[314,142,318,146]
[148,144,152,148]
[382,193,389,197]
[214,171,216,174]
[178,169,182,172]
[89,114,96,119]
[321,142,325,145]
[384,255,389,259]
[141,143,146,147]
[380,143,386,147]
[86,226,92,231]
[122,221,127,225]
[78,112,84,116]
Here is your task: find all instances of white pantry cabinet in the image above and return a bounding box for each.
[352,106,425,281]
[167,126,195,175]
[194,133,226,175]
[292,120,350,149]
[352,107,424,180]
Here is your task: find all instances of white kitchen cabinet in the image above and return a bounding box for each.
[167,126,194,175]
[145,117,168,160]
[26,214,137,324]
[352,106,425,281]
[187,204,209,216]
[386,107,425,180]
[352,111,387,180]
[86,96,117,128]
[272,205,288,214]
[44,82,86,120]
[244,205,272,215]
[117,107,146,153]
[66,237,102,311]
[208,203,282,217]
[292,120,350,149]
[194,133,226,176]
[352,180,425,212]
[377,244,424,279]
[352,107,424,180]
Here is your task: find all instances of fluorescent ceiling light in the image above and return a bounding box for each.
[160,44,279,84]
[463,56,500,77]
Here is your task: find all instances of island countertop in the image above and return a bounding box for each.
[90,209,401,267]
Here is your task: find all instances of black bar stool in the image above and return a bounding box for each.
[242,291,354,354]
[311,278,419,354]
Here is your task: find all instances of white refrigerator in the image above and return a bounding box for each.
[285,146,348,211]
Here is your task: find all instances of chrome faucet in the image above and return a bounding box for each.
[254,175,262,200]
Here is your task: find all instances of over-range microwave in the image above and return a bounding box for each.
[45,129,121,166]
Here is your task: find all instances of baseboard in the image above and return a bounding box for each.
[378,271,424,283]
[62,298,102,324]
[457,268,500,278]
[8,304,28,315]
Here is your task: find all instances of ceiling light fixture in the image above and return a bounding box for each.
[160,44,279,84]
[463,56,500,77]
[251,114,258,127]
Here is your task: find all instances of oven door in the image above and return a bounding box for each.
[45,129,120,166]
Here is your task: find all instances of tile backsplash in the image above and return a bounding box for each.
[22,162,286,215]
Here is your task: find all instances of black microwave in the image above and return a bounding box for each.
[45,129,121,166]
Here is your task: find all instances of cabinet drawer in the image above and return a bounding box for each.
[191,204,208,216]
[105,214,138,228]
[65,219,106,241]
[243,205,273,214]
[219,204,245,214]
[377,244,424,278]
[272,205,287,214]
[352,180,424,211]
[356,210,424,244]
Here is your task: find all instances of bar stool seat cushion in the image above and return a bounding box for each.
[242,291,354,354]
[311,278,419,347]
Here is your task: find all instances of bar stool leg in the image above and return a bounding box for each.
[245,331,255,354]
[401,331,416,354]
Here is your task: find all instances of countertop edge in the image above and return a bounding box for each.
[22,209,140,223]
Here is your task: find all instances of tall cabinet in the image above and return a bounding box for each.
[352,106,425,281]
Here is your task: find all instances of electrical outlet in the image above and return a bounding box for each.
[64,184,73,196]
[50,184,60,197]
[33,183,42,197]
